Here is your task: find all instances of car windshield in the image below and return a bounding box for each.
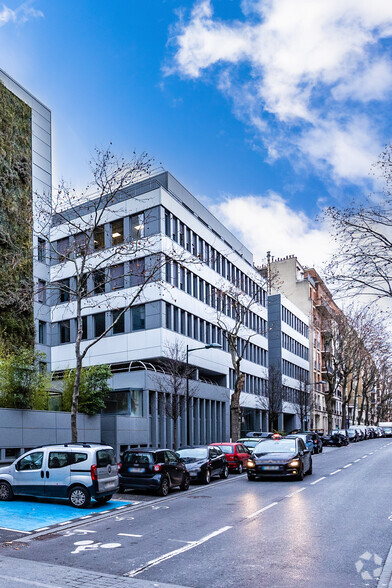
[124,452,154,465]
[242,440,259,448]
[214,445,233,454]
[255,439,297,453]
[177,448,208,460]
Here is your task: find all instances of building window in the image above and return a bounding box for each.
[94,313,106,337]
[82,316,88,340]
[131,213,145,240]
[165,210,171,237]
[111,264,124,290]
[94,226,105,250]
[130,390,143,416]
[60,320,70,344]
[112,309,125,334]
[38,238,46,262]
[59,278,70,303]
[57,237,69,263]
[166,303,172,329]
[130,258,145,286]
[132,305,145,331]
[93,269,106,294]
[111,219,124,246]
[74,232,89,256]
[38,321,46,345]
[172,216,178,242]
[37,280,46,303]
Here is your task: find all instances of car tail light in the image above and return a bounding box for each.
[117,462,122,471]
[90,465,97,481]
[153,464,162,472]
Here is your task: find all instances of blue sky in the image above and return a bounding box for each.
[2,0,392,268]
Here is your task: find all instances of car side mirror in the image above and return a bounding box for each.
[178,457,184,463]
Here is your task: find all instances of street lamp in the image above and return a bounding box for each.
[186,343,222,446]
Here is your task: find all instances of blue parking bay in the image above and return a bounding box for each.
[0,499,134,532]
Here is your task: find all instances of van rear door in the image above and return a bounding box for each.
[95,448,119,493]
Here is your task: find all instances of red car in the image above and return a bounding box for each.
[211,443,250,474]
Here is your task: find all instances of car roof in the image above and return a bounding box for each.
[31,443,113,451]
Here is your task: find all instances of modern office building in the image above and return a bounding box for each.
[0,69,52,364]
[268,292,310,432]
[48,172,270,454]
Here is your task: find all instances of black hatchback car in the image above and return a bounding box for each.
[118,449,190,496]
[247,435,312,481]
[176,446,229,484]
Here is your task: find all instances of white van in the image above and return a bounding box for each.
[0,443,119,508]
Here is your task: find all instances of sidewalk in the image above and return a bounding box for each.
[0,555,188,588]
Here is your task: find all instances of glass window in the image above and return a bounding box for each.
[179,222,184,246]
[166,303,172,329]
[49,452,70,469]
[130,390,143,416]
[111,264,124,290]
[60,320,70,344]
[17,451,43,471]
[57,237,69,262]
[94,312,106,337]
[72,453,88,464]
[131,212,145,239]
[74,232,89,256]
[103,390,129,415]
[112,309,125,334]
[132,305,145,330]
[124,452,153,465]
[165,450,179,464]
[38,238,46,262]
[172,216,178,242]
[82,315,88,340]
[37,280,46,303]
[130,258,145,286]
[96,449,116,467]
[111,218,124,246]
[59,278,70,303]
[93,269,106,294]
[165,210,171,237]
[186,227,191,252]
[94,226,105,250]
[38,321,46,345]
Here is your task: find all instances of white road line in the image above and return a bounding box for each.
[285,488,307,498]
[57,522,69,526]
[80,515,93,519]
[0,574,60,587]
[362,455,368,459]
[369,452,374,455]
[125,526,232,577]
[343,464,352,468]
[329,469,341,476]
[246,502,278,519]
[354,459,361,463]
[34,527,49,532]
[118,533,143,538]
[0,527,31,534]
[310,477,326,485]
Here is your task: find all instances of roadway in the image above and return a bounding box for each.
[1,438,392,587]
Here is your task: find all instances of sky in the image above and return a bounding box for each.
[2,0,392,272]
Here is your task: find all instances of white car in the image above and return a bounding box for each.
[0,442,119,508]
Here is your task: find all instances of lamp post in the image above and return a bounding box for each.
[186,343,221,446]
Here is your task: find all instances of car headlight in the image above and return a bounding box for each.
[247,460,255,468]
[289,460,300,467]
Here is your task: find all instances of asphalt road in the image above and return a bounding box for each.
[1,438,392,588]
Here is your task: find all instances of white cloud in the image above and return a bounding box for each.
[0,2,43,27]
[170,0,392,184]
[210,192,334,269]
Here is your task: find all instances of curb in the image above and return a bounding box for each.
[378,543,392,587]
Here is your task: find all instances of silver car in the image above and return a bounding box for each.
[0,442,119,508]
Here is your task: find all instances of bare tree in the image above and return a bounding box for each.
[36,147,187,441]
[294,373,312,430]
[261,364,284,431]
[214,279,265,441]
[154,341,197,450]
[324,144,392,301]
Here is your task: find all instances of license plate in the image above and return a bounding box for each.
[129,467,144,473]
[262,465,280,471]
[190,472,197,477]
[105,481,116,488]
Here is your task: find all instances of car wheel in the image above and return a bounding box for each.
[307,458,313,475]
[0,481,13,501]
[96,495,112,505]
[296,466,304,481]
[204,469,211,484]
[157,476,170,496]
[180,475,190,491]
[220,465,229,479]
[68,485,91,508]
[247,473,256,481]
[237,463,243,474]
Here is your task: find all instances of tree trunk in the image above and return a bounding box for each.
[71,355,82,443]
[341,400,347,429]
[325,392,333,432]
[173,416,178,451]
[231,372,244,441]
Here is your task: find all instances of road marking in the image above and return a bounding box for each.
[0,574,60,587]
[343,464,352,468]
[329,469,341,476]
[80,515,93,519]
[0,527,31,534]
[246,502,278,519]
[362,455,368,459]
[125,526,232,577]
[285,488,306,497]
[369,452,374,455]
[310,477,326,485]
[34,527,49,532]
[354,459,361,463]
[118,533,143,537]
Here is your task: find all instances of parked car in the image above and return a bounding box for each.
[236,437,262,452]
[0,443,119,508]
[247,435,312,481]
[286,433,314,454]
[176,446,229,484]
[347,427,360,442]
[290,431,323,454]
[355,425,369,440]
[245,432,274,439]
[335,429,350,445]
[211,442,250,473]
[119,449,190,496]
